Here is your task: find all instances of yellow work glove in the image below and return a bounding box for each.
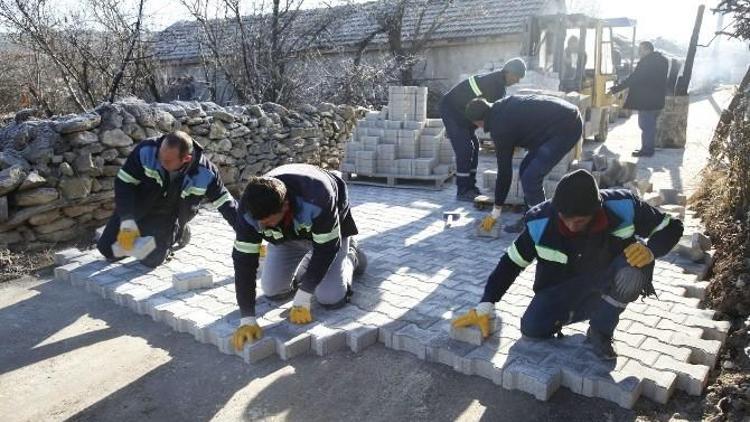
[232,317,263,351]
[117,219,140,250]
[624,242,654,268]
[289,290,313,325]
[451,302,494,338]
[480,207,502,232]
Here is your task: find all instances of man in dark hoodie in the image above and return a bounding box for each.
[97,130,238,267]
[440,58,526,201]
[610,41,669,157]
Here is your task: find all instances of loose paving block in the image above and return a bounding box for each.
[392,324,437,359]
[346,324,379,352]
[54,248,83,266]
[652,354,710,395]
[309,325,347,356]
[582,369,643,409]
[112,236,156,260]
[172,269,214,292]
[265,324,313,361]
[640,337,692,362]
[502,360,561,401]
[243,336,276,363]
[669,334,721,367]
[54,262,80,282]
[644,192,664,207]
[621,360,677,404]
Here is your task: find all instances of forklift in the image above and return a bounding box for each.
[522,14,638,142]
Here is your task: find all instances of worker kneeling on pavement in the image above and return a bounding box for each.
[97,131,237,268]
[467,94,583,233]
[231,164,366,350]
[440,58,526,202]
[452,169,683,359]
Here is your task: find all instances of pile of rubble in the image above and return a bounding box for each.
[0,99,361,251]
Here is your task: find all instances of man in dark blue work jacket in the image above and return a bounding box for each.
[452,170,683,359]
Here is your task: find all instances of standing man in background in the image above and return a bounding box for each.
[610,41,669,157]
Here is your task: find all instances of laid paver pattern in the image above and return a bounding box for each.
[54,92,731,408]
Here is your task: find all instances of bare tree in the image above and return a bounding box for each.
[0,0,160,114]
[179,0,342,106]
[372,0,453,86]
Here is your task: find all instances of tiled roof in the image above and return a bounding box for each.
[154,0,563,63]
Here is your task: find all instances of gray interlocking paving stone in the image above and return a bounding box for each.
[56,127,733,408]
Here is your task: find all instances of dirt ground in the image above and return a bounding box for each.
[0,274,704,422]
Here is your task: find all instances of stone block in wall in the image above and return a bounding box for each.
[100,129,133,148]
[28,209,61,226]
[74,153,96,174]
[0,166,26,195]
[59,176,93,200]
[34,217,75,235]
[63,204,98,218]
[53,113,101,134]
[0,196,7,223]
[102,166,119,177]
[18,171,45,191]
[66,131,99,147]
[93,208,113,220]
[15,187,58,206]
[36,228,79,243]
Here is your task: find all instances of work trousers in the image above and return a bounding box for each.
[519,117,583,207]
[97,212,178,268]
[440,101,479,193]
[261,237,353,305]
[520,256,650,339]
[638,110,660,155]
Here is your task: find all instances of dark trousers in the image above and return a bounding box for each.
[440,101,479,192]
[97,212,178,268]
[519,118,582,207]
[638,110,659,154]
[520,256,646,339]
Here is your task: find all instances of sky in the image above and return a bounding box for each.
[144,0,735,47]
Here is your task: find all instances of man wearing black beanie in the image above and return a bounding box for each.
[452,169,684,359]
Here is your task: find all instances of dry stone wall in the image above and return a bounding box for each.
[0,99,362,251]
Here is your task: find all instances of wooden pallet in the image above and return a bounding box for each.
[342,172,454,190]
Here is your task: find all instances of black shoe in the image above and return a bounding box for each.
[586,327,617,360]
[174,224,191,250]
[467,186,481,196]
[266,277,300,302]
[350,238,367,276]
[632,150,654,157]
[456,190,478,202]
[320,284,352,310]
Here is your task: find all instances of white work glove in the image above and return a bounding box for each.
[290,289,313,324]
[481,206,502,232]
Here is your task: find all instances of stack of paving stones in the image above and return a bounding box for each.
[54,176,729,409]
[341,86,455,185]
[0,99,362,252]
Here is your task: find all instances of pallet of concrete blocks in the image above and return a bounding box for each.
[419,134,441,158]
[362,135,379,152]
[385,120,403,130]
[413,158,437,177]
[397,130,419,159]
[482,169,524,205]
[433,164,452,176]
[425,118,444,128]
[414,87,428,122]
[376,144,397,174]
[382,129,399,144]
[344,142,362,164]
[421,126,445,137]
[438,140,455,164]
[397,159,414,176]
[355,150,376,176]
[388,86,413,121]
[364,110,381,121]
